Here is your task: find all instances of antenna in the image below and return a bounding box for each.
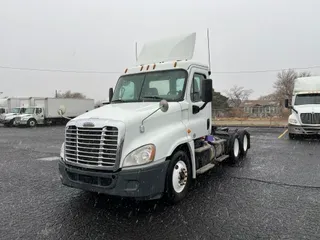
[135,42,138,62]
[206,28,212,76]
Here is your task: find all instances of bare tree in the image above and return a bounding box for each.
[225,85,253,108]
[258,93,277,101]
[273,69,311,106]
[57,90,86,99]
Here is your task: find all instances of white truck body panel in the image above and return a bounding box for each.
[137,32,196,65]
[44,98,94,118]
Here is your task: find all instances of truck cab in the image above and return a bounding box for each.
[285,76,320,139]
[15,106,44,127]
[58,33,250,203]
[0,107,27,126]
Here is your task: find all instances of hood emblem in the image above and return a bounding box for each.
[83,122,95,127]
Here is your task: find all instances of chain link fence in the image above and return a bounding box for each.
[212,106,289,127]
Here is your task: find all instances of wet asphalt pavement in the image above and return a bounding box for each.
[1,126,320,240]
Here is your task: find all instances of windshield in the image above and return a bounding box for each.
[10,107,26,114]
[111,70,187,102]
[294,93,320,105]
[25,108,35,114]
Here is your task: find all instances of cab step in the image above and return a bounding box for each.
[196,163,215,175]
[214,155,229,163]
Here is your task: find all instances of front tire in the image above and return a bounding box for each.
[165,150,191,204]
[27,119,37,127]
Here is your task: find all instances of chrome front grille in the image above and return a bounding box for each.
[65,125,118,168]
[300,113,320,124]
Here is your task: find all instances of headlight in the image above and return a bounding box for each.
[289,118,298,124]
[122,144,156,167]
[60,142,65,159]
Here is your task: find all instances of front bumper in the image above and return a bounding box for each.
[15,119,28,125]
[288,124,320,135]
[59,159,169,200]
[0,119,11,124]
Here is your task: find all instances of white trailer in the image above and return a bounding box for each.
[15,98,94,127]
[0,97,34,126]
[285,76,320,139]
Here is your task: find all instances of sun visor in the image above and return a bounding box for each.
[136,32,196,65]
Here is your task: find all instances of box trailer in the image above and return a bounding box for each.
[15,98,94,127]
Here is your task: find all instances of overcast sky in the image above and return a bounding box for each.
[1,0,320,101]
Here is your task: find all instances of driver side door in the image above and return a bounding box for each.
[35,108,44,124]
[187,68,211,138]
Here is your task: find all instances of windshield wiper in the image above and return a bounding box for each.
[142,96,162,100]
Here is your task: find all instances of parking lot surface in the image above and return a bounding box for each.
[1,126,320,240]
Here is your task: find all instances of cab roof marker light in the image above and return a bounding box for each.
[140,65,144,71]
[174,61,177,67]
[124,68,128,73]
[146,65,150,70]
[153,64,156,69]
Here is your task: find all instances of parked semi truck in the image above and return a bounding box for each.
[0,97,33,126]
[285,76,320,139]
[15,98,94,127]
[58,32,251,203]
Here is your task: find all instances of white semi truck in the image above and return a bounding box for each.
[58,32,251,203]
[285,76,320,139]
[15,98,94,127]
[0,97,33,126]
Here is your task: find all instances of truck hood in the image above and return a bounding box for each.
[294,105,320,113]
[18,114,33,118]
[72,102,180,124]
[1,113,19,119]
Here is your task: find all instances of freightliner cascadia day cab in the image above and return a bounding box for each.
[58,32,251,203]
[285,76,320,139]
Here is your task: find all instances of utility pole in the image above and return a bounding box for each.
[55,90,58,98]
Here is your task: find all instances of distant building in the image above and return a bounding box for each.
[241,100,281,117]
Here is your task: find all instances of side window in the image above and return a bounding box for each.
[36,108,42,114]
[120,81,135,100]
[190,73,206,102]
[149,80,170,95]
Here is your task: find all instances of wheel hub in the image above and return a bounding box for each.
[178,168,187,186]
[172,160,188,193]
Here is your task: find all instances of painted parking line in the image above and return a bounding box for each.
[278,129,288,139]
[36,156,60,161]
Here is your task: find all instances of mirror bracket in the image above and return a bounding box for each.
[140,100,169,133]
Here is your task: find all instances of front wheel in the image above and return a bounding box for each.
[165,150,191,204]
[27,119,37,127]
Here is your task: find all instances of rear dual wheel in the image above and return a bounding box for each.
[229,130,250,164]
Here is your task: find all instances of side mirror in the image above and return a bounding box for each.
[159,99,169,112]
[201,79,213,103]
[109,88,114,103]
[284,99,289,108]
